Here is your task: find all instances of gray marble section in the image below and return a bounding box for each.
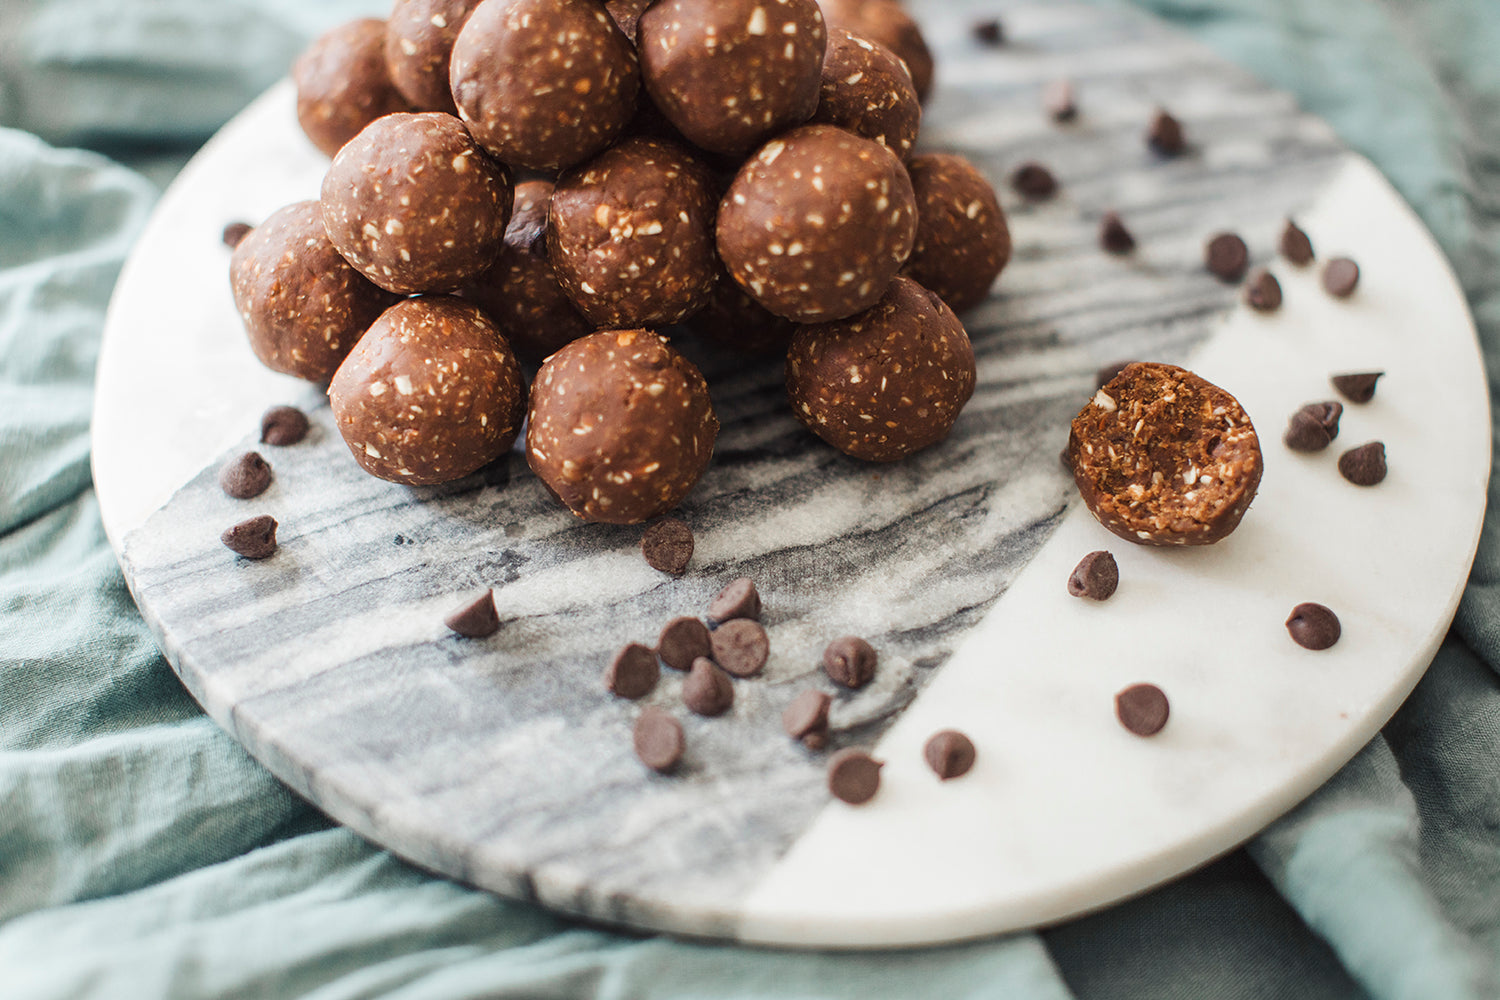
[120,0,1349,938]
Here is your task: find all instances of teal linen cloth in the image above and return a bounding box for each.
[2,1,1498,996]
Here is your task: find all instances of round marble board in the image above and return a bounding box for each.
[93,0,1488,948]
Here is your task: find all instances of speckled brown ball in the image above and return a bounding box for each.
[450,0,640,172]
[459,180,592,365]
[638,0,827,158]
[230,201,399,382]
[548,137,719,328]
[384,0,481,115]
[717,124,916,322]
[786,276,975,461]
[902,153,1010,314]
[321,112,512,295]
[810,27,920,160]
[689,267,799,357]
[527,329,718,523]
[818,0,932,102]
[294,19,413,158]
[329,296,525,484]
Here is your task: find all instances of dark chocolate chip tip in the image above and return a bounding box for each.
[222,221,252,248]
[1146,108,1186,156]
[1068,550,1119,600]
[445,591,499,638]
[260,405,311,446]
[1338,441,1387,486]
[1283,401,1343,452]
[972,18,1004,45]
[1099,212,1134,254]
[1322,257,1360,298]
[682,657,734,717]
[1330,371,1382,404]
[1205,232,1249,283]
[219,451,273,499]
[924,730,977,780]
[823,635,878,689]
[1011,161,1058,200]
[1286,602,1341,650]
[711,619,770,678]
[222,515,278,560]
[633,706,683,773]
[708,576,761,624]
[1280,219,1314,266]
[1115,683,1169,736]
[1243,268,1282,312]
[657,616,712,671]
[783,689,832,750]
[641,517,693,575]
[827,748,882,805]
[607,643,660,700]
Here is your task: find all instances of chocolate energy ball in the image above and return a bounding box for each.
[548,137,719,328]
[450,0,640,172]
[637,0,827,158]
[294,19,413,159]
[605,0,653,43]
[459,180,592,364]
[322,112,513,296]
[902,153,1010,314]
[818,0,933,102]
[384,0,481,115]
[810,28,920,161]
[688,267,800,357]
[718,124,917,322]
[328,296,525,484]
[527,329,718,523]
[1069,362,1263,546]
[785,275,975,461]
[231,201,399,382]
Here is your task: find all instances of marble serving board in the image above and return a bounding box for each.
[92,0,1489,947]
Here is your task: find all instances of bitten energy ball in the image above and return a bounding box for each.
[527,330,719,523]
[322,112,512,295]
[718,124,916,322]
[548,137,719,328]
[638,0,827,158]
[329,297,525,484]
[786,276,975,461]
[384,0,481,115]
[1069,362,1263,546]
[902,153,1010,314]
[231,201,398,382]
[294,19,412,158]
[451,0,639,172]
[810,28,920,161]
[819,0,933,102]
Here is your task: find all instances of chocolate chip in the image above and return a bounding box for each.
[1114,683,1169,736]
[708,576,761,623]
[783,689,832,749]
[822,635,877,689]
[972,18,1004,45]
[222,221,252,248]
[657,616,711,671]
[444,591,499,638]
[1067,550,1118,600]
[1010,162,1058,200]
[606,643,660,699]
[1282,401,1343,452]
[641,518,693,575]
[923,730,976,780]
[1146,108,1186,156]
[711,619,770,678]
[259,405,310,446]
[633,707,683,772]
[219,451,272,499]
[827,748,882,804]
[1338,441,1387,486]
[1205,233,1249,282]
[1286,602,1341,650]
[682,657,734,717]
[1243,268,1282,312]
[1099,212,1135,254]
[1280,219,1314,266]
[222,515,277,559]
[1331,371,1382,404]
[1095,359,1136,389]
[1044,79,1077,122]
[1322,257,1360,298]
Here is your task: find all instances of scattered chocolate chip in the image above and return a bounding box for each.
[222,221,252,248]
[1114,683,1169,736]
[1010,162,1057,200]
[1243,268,1282,312]
[1280,219,1314,265]
[1338,441,1387,486]
[222,515,278,559]
[1099,212,1135,254]
[711,619,770,678]
[972,18,1004,45]
[1205,232,1249,283]
[606,643,660,699]
[1287,603,1341,650]
[1146,108,1186,156]
[708,576,761,623]
[823,636,877,689]
[1322,257,1360,298]
[827,748,882,804]
[641,518,694,575]
[783,689,832,749]
[1044,79,1077,122]
[633,706,683,772]
[1331,371,1383,404]
[923,729,976,780]
[682,657,734,717]
[1067,550,1119,600]
[1282,401,1343,452]
[444,591,499,638]
[259,405,310,446]
[219,452,272,499]
[1095,359,1136,389]
[657,616,712,671]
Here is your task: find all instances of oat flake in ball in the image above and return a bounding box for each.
[384,0,481,115]
[809,27,921,161]
[294,18,414,158]
[902,153,1011,314]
